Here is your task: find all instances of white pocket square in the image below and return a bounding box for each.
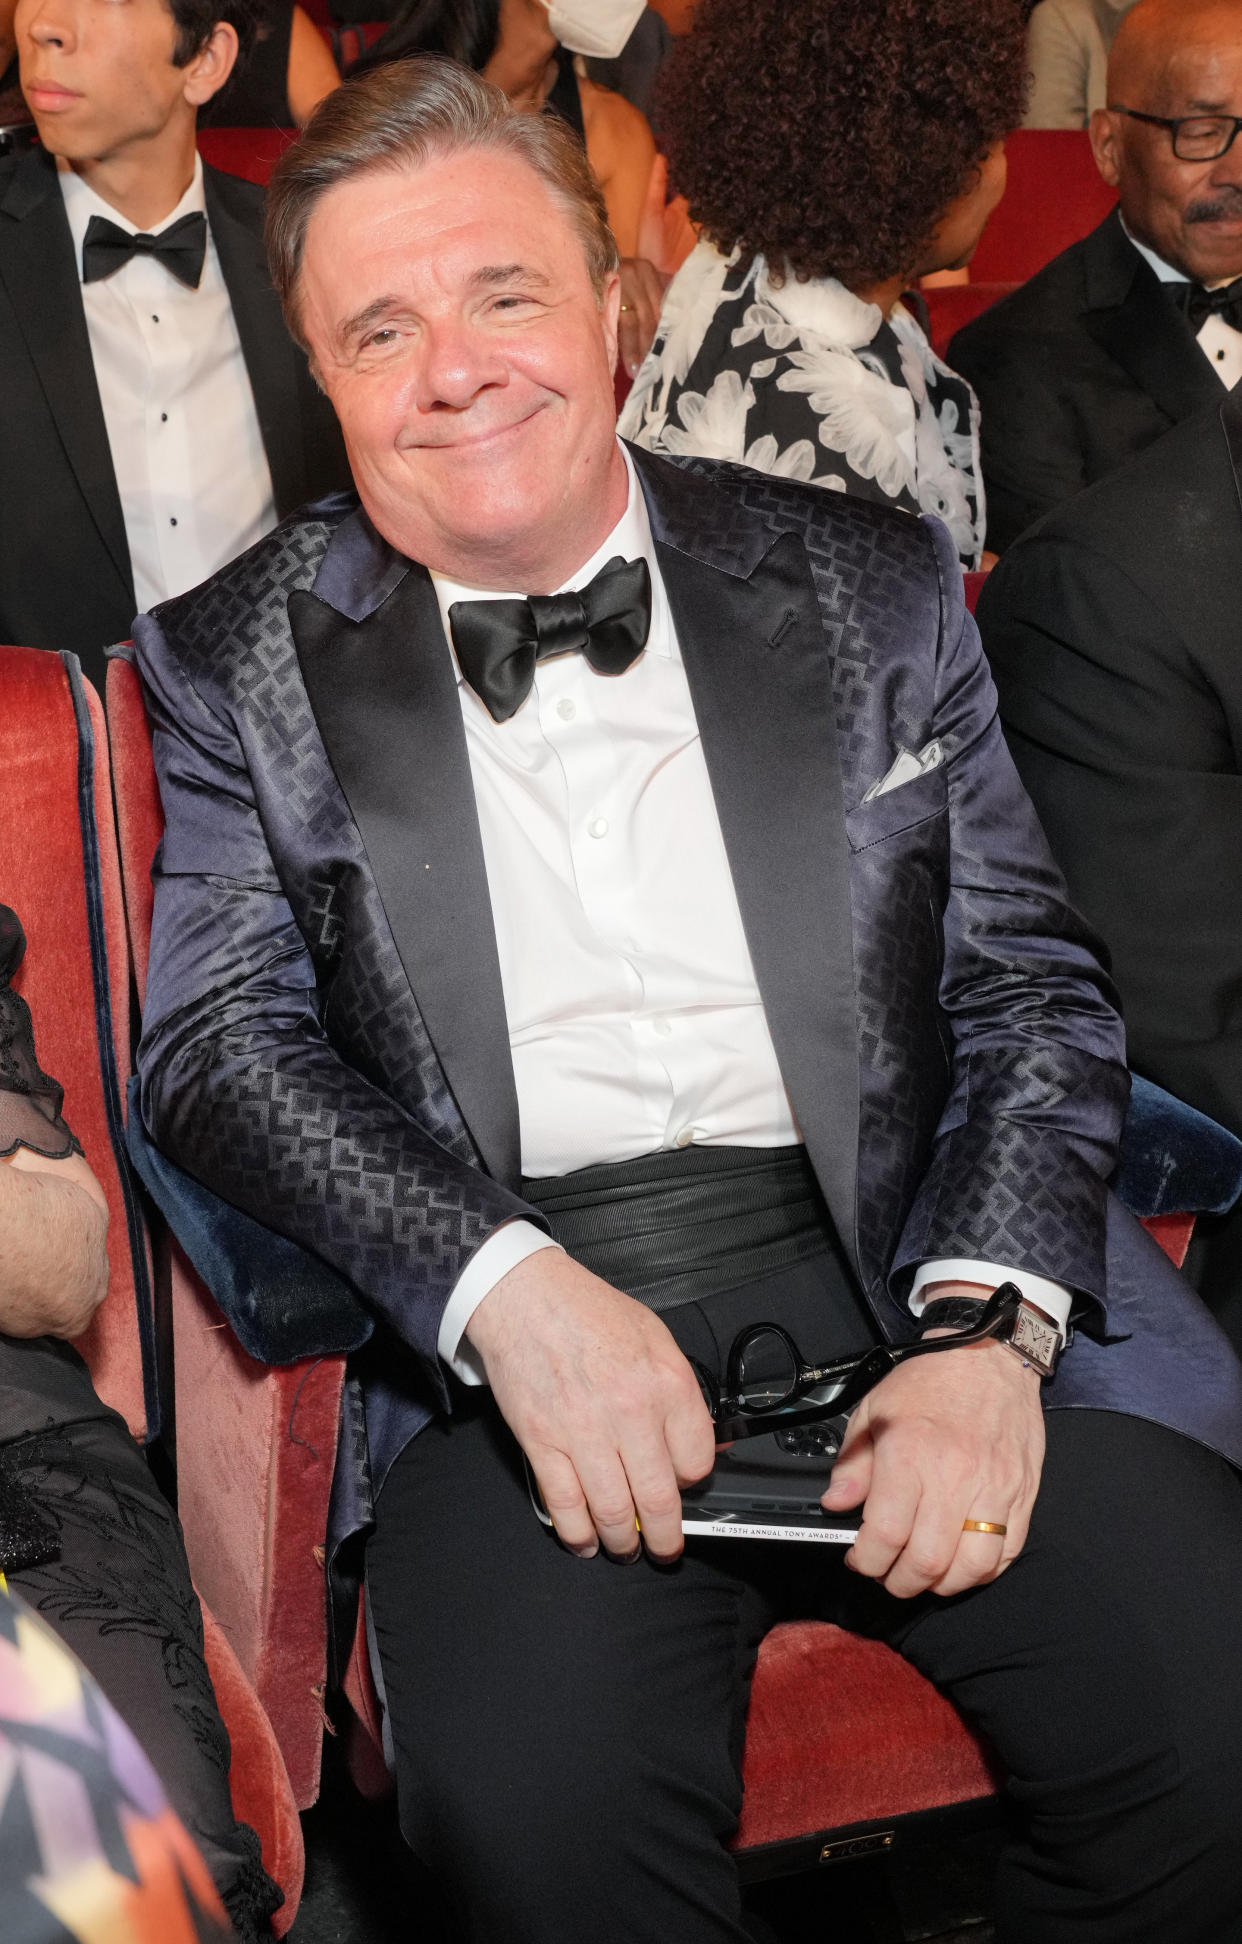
[862,738,944,804]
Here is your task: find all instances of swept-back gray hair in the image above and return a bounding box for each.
[266,56,620,345]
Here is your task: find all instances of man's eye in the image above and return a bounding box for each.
[363,328,399,348]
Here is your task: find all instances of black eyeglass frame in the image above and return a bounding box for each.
[692,1281,1025,1444]
[1109,105,1242,161]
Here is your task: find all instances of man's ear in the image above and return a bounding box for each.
[182,19,240,109]
[1090,107,1122,189]
[599,267,621,375]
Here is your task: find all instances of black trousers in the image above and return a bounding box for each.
[367,1256,1242,1943]
[4,1408,280,1941]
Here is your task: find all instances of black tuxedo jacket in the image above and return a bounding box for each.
[130,450,1242,1466]
[979,388,1242,1145]
[950,209,1224,554]
[0,145,348,688]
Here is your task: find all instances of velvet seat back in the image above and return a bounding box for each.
[197,127,297,187]
[107,654,345,1817]
[970,129,1118,283]
[0,645,149,1437]
[0,645,305,1931]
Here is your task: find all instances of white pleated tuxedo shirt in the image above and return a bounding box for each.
[1123,219,1242,391]
[434,448,1069,1379]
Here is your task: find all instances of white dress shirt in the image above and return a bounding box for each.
[436,447,1070,1380]
[59,159,276,614]
[1123,219,1242,390]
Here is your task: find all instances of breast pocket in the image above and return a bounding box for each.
[845,766,949,852]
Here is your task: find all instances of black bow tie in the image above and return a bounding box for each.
[449,555,652,723]
[81,210,207,289]
[1169,274,1242,333]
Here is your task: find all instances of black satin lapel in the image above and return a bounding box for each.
[0,154,130,596]
[289,573,522,1187]
[659,532,861,1270]
[1086,264,1221,428]
[205,167,304,512]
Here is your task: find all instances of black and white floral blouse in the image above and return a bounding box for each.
[618,240,987,569]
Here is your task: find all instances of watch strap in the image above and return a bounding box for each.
[919,1295,988,1335]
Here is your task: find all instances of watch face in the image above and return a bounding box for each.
[1011,1305,1059,1375]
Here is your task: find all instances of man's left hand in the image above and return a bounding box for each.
[821,1326,1045,1600]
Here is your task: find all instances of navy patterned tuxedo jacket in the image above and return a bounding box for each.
[133,446,1242,1465]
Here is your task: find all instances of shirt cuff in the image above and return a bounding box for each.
[436,1220,565,1386]
[909,1259,1073,1340]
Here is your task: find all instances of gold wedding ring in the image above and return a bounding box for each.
[962,1519,1007,1536]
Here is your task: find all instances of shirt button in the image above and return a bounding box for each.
[556,697,576,722]
[152,314,159,323]
[1219,349,1227,361]
[653,1017,673,1038]
[170,517,178,527]
[673,1127,697,1149]
[160,412,168,423]
[587,815,609,839]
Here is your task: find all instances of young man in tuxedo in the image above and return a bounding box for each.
[951,0,1242,552]
[134,59,1242,1944]
[0,0,346,687]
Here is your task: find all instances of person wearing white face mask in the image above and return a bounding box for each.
[347,0,657,257]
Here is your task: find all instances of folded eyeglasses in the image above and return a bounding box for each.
[691,1281,1025,1444]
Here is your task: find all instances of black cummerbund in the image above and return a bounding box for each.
[520,1143,846,1315]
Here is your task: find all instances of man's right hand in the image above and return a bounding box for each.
[464,1249,716,1562]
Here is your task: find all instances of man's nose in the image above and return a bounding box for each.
[413,316,507,414]
[1206,131,1242,190]
[21,0,73,47]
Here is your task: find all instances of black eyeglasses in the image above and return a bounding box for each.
[1110,106,1242,161]
[691,1282,1024,1444]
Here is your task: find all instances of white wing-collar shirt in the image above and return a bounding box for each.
[436,445,1070,1380]
[59,157,277,615]
[1122,216,1242,390]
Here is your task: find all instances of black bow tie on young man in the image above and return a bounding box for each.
[449,555,652,723]
[81,211,208,290]
[1169,274,1242,334]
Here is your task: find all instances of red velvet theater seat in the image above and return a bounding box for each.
[734,1622,1002,1876]
[107,655,345,1817]
[198,126,298,187]
[970,129,1117,284]
[0,644,305,1934]
[962,569,990,615]
[0,645,147,1440]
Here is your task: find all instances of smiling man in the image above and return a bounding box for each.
[952,0,1242,550]
[133,57,1242,1944]
[0,0,346,684]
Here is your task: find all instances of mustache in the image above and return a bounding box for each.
[1186,187,1242,223]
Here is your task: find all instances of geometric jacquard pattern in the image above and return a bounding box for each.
[656,456,1127,1327]
[136,459,1129,1388]
[134,510,531,1392]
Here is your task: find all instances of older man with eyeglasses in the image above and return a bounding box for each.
[952,0,1242,551]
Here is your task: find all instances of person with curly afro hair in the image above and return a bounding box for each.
[619,0,1028,567]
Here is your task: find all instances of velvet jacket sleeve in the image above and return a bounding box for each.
[132,616,543,1407]
[881,516,1129,1320]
